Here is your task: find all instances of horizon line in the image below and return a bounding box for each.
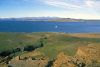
[0,16,100,20]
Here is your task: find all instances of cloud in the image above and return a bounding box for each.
[85,0,100,8]
[24,0,100,9]
[41,0,81,8]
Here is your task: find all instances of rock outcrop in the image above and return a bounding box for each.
[9,56,49,67]
[53,52,75,67]
[8,51,49,67]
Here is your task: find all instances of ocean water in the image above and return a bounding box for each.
[0,20,100,33]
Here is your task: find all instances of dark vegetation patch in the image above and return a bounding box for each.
[46,59,55,67]
[24,41,44,52]
[0,48,21,57]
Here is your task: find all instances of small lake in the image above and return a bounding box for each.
[0,20,100,33]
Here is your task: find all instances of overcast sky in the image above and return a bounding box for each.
[0,0,100,19]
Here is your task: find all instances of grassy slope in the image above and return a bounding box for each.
[0,32,42,52]
[35,33,100,58]
[0,32,100,59]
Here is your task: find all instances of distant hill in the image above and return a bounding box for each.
[0,17,100,22]
[85,20,100,22]
[0,17,84,22]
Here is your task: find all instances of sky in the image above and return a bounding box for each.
[0,0,100,19]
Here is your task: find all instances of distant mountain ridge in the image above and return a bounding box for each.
[0,17,100,22]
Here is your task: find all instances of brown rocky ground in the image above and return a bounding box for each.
[19,51,44,59]
[8,56,49,67]
[8,51,49,67]
[1,44,100,67]
[53,44,100,67]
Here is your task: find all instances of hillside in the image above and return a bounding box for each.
[0,32,100,67]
